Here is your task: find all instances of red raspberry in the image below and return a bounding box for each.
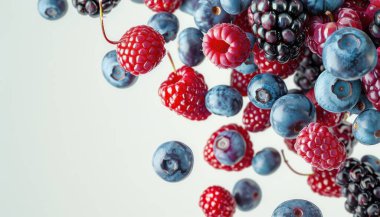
[307,168,342,197]
[330,121,357,157]
[253,44,301,79]
[233,9,253,33]
[294,122,346,171]
[230,70,257,97]
[159,66,211,121]
[144,0,182,13]
[117,25,166,76]
[204,124,254,171]
[362,48,380,110]
[199,186,236,217]
[203,23,251,69]
[284,138,297,153]
[242,102,271,133]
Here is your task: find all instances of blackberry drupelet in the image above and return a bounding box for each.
[369,10,380,45]
[72,0,121,17]
[294,48,323,91]
[250,0,308,63]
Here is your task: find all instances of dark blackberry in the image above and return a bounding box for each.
[293,48,323,91]
[250,0,308,63]
[369,10,380,46]
[72,0,121,17]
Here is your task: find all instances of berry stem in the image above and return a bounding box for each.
[325,11,335,22]
[99,0,120,45]
[281,150,312,176]
[167,52,177,74]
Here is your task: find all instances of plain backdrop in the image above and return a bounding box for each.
[1,1,378,217]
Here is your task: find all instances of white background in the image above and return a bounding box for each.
[0,1,377,216]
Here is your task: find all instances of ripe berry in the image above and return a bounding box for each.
[230,70,257,97]
[242,102,271,133]
[178,27,205,67]
[199,186,236,217]
[180,0,200,15]
[252,147,281,175]
[362,50,380,110]
[205,85,243,117]
[284,138,297,153]
[304,0,344,14]
[362,155,380,174]
[194,0,234,33]
[213,130,247,166]
[307,168,342,197]
[38,0,68,20]
[159,66,211,121]
[272,199,323,217]
[220,0,251,15]
[353,109,380,145]
[331,121,357,157]
[144,0,182,13]
[233,9,253,33]
[72,0,120,17]
[233,178,262,211]
[147,12,179,43]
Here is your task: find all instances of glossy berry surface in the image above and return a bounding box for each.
[272,199,323,217]
[234,53,258,75]
[233,178,262,211]
[152,141,193,182]
[230,70,257,97]
[303,0,344,14]
[144,0,182,13]
[102,50,138,88]
[369,10,380,44]
[72,0,120,17]
[233,9,254,33]
[293,48,323,91]
[116,25,166,76]
[213,130,247,166]
[220,0,251,15]
[353,109,380,145]
[178,27,205,67]
[252,147,281,176]
[38,0,68,20]
[307,168,342,197]
[205,85,243,117]
[194,0,233,33]
[147,12,179,43]
[242,102,271,133]
[349,93,374,115]
[203,23,251,69]
[180,0,200,15]
[199,186,236,217]
[331,121,357,157]
[284,138,297,153]
[362,52,380,110]
[362,155,380,174]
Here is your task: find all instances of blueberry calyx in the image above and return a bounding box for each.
[331,80,353,99]
[255,88,271,103]
[215,136,231,151]
[293,207,304,217]
[212,6,222,15]
[161,154,180,175]
[337,34,361,51]
[111,66,126,81]
[46,7,59,18]
[375,130,380,138]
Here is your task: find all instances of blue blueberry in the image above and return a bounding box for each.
[235,53,258,74]
[38,0,68,20]
[180,0,201,15]
[323,27,378,80]
[152,141,194,182]
[194,0,234,33]
[303,0,344,14]
[148,13,179,43]
[361,155,380,174]
[315,71,361,113]
[349,93,373,115]
[248,74,288,110]
[353,109,380,145]
[213,130,246,165]
[272,199,323,217]
[102,50,138,88]
[220,0,251,15]
[178,28,205,67]
[233,178,262,211]
[130,0,143,3]
[252,147,281,176]
[205,85,243,117]
[246,32,256,50]
[270,94,316,139]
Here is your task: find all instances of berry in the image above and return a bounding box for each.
[203,23,251,69]
[220,0,251,15]
[250,0,308,63]
[38,0,68,20]
[159,66,211,121]
[322,27,377,81]
[242,102,271,133]
[152,141,193,182]
[144,0,182,13]
[307,168,342,197]
[252,147,281,176]
[194,0,234,33]
[331,121,357,157]
[230,70,257,97]
[180,0,200,15]
[72,0,120,17]
[102,50,138,88]
[362,52,380,110]
[272,199,323,217]
[350,93,374,115]
[303,0,344,14]
[116,25,166,76]
[293,48,323,91]
[205,85,243,117]
[147,12,179,43]
[233,9,254,33]
[369,10,380,44]
[233,178,262,211]
[270,94,316,139]
[294,122,346,171]
[178,27,205,67]
[234,53,258,74]
[199,186,236,217]
[284,138,297,153]
[362,155,380,174]
[131,0,143,3]
[213,130,247,166]
[353,109,380,145]
[204,124,254,171]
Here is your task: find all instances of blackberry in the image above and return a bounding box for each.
[72,0,121,17]
[293,48,323,91]
[250,0,308,63]
[369,10,380,46]
[336,158,380,217]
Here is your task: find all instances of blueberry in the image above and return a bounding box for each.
[246,32,256,50]
[178,28,205,67]
[220,0,251,15]
[152,141,194,182]
[148,13,179,43]
[130,0,143,3]
[314,71,361,113]
[349,93,373,115]
[361,155,380,174]
[272,199,323,217]
[248,74,288,110]
[205,85,243,117]
[213,130,246,165]
[270,94,316,138]
[234,53,258,74]
[102,50,138,88]
[353,109,380,145]
[180,0,201,15]
[194,0,234,33]
[303,0,344,14]
[38,0,68,20]
[233,178,262,211]
[252,147,281,175]
[323,27,378,80]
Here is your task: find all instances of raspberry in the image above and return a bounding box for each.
[233,9,253,33]
[330,121,357,157]
[362,49,380,110]
[230,70,257,97]
[284,138,297,153]
[203,23,251,69]
[294,122,346,171]
[116,25,166,76]
[204,124,254,171]
[307,168,342,197]
[242,102,271,133]
[144,0,182,13]
[253,44,301,79]
[159,66,211,121]
[72,0,120,17]
[199,186,236,217]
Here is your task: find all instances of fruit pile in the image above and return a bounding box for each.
[38,0,380,216]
